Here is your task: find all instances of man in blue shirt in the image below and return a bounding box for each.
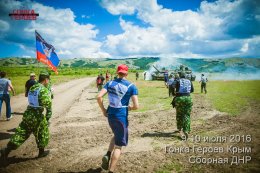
[97,64,139,173]
[0,71,15,121]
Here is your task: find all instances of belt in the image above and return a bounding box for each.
[176,93,190,97]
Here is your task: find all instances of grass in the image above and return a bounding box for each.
[126,74,172,112]
[2,66,259,115]
[202,81,260,115]
[110,74,260,115]
[156,162,183,173]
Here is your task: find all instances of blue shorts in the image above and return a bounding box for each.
[108,117,128,146]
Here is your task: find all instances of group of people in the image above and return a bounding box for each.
[96,70,118,92]
[0,65,138,173]
[1,71,53,166]
[1,64,208,172]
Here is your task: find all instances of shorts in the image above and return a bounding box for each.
[108,117,128,146]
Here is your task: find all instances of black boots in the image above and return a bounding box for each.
[38,148,50,158]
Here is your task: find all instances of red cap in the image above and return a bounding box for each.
[117,64,128,74]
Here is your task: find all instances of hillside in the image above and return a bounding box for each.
[0,57,259,75]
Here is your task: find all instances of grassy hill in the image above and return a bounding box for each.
[0,57,159,70]
[0,57,259,74]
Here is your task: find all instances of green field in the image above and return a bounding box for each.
[126,74,260,115]
[0,66,141,95]
[1,66,259,115]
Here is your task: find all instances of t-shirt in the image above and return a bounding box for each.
[0,78,11,94]
[104,78,138,118]
[201,76,208,83]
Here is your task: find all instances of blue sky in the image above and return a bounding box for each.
[0,0,259,59]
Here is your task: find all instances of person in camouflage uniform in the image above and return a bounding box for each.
[46,77,54,99]
[0,71,52,164]
[173,72,194,140]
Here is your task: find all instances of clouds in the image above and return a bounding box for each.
[0,0,110,58]
[0,0,259,59]
[101,0,260,58]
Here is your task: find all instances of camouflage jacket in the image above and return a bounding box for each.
[28,83,52,119]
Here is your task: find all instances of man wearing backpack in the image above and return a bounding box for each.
[199,74,208,94]
[97,64,139,173]
[173,72,194,140]
[96,74,105,92]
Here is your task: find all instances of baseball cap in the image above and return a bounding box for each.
[117,64,128,74]
[30,73,36,77]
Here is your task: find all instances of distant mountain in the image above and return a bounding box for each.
[0,57,259,74]
[0,57,159,70]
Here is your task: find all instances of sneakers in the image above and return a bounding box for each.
[6,115,13,121]
[38,148,50,158]
[101,155,109,170]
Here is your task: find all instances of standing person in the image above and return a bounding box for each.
[164,70,169,86]
[25,73,37,97]
[96,74,105,92]
[135,71,139,81]
[143,71,147,80]
[106,70,110,83]
[0,71,15,121]
[173,72,193,140]
[0,71,52,165]
[97,64,139,173]
[199,74,208,94]
[167,75,175,97]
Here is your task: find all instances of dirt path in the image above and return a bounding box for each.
[0,79,259,173]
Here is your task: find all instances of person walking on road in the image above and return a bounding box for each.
[0,71,15,121]
[25,73,37,97]
[96,74,105,92]
[0,71,52,166]
[97,64,139,173]
[199,74,208,94]
[173,72,194,140]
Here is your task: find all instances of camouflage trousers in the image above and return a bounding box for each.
[175,96,193,133]
[8,108,49,149]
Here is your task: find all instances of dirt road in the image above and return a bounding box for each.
[0,78,259,173]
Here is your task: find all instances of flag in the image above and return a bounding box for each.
[35,30,60,74]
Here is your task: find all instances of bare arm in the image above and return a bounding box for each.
[97,88,108,117]
[9,83,15,96]
[129,95,139,111]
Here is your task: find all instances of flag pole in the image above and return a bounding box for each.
[35,30,39,76]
